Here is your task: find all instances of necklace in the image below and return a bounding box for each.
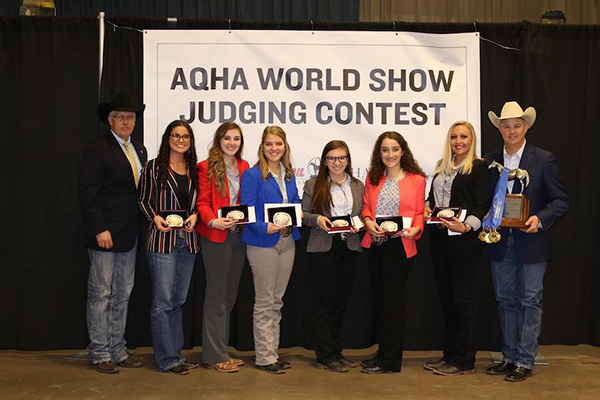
[330,173,348,186]
[387,169,405,182]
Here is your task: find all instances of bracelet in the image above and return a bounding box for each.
[208,219,215,228]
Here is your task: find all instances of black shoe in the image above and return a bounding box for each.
[361,365,396,374]
[118,357,142,368]
[316,360,349,373]
[338,357,358,369]
[505,366,532,382]
[93,361,119,374]
[432,363,475,376]
[423,358,446,371]
[360,358,376,368]
[277,359,291,370]
[183,361,199,370]
[486,361,515,375]
[167,364,190,375]
[257,362,286,374]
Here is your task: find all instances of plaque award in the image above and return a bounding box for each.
[162,209,187,228]
[327,215,354,233]
[502,194,530,229]
[490,161,531,229]
[265,204,301,238]
[480,162,531,242]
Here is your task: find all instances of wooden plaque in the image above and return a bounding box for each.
[501,194,530,229]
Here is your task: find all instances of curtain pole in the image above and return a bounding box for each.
[98,11,105,100]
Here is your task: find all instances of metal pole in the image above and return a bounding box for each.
[98,11,105,100]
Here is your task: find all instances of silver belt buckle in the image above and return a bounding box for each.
[371,234,388,246]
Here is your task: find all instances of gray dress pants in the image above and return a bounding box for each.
[201,233,246,364]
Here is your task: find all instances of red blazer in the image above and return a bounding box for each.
[196,157,250,243]
[361,172,426,258]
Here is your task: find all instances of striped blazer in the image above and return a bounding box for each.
[139,158,200,254]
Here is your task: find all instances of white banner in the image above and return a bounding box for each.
[144,30,480,192]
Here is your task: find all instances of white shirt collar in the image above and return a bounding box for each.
[503,139,526,161]
[269,162,286,181]
[111,130,131,146]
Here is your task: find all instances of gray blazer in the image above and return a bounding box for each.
[302,177,365,253]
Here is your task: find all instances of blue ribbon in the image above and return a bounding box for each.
[482,168,509,230]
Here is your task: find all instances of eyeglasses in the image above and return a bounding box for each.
[325,155,349,163]
[111,114,136,122]
[170,133,191,141]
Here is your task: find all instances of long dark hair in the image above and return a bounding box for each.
[207,122,244,197]
[311,140,355,214]
[156,120,198,190]
[367,131,425,186]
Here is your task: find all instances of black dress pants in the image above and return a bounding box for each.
[309,235,358,365]
[431,229,482,369]
[368,237,414,372]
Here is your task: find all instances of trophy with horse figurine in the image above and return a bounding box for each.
[479,161,531,243]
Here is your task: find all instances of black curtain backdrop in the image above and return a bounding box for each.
[1,16,598,352]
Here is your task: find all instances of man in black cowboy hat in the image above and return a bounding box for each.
[78,93,147,373]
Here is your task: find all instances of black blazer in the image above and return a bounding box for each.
[484,144,570,263]
[427,158,490,243]
[78,133,147,252]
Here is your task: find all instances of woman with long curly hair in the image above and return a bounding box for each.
[302,140,365,373]
[422,121,489,376]
[360,131,426,374]
[196,122,250,373]
[240,126,301,374]
[139,120,199,375]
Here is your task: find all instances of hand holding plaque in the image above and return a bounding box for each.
[264,203,302,238]
[160,209,188,238]
[481,162,531,243]
[489,161,531,229]
[162,210,188,228]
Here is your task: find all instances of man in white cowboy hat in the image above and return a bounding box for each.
[78,93,147,373]
[484,101,570,382]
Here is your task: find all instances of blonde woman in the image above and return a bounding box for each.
[240,126,301,374]
[423,121,489,376]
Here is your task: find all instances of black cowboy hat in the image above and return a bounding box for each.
[97,92,146,124]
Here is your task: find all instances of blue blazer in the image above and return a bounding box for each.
[241,165,301,248]
[484,144,570,263]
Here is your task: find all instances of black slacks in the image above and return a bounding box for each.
[431,228,482,369]
[368,237,414,372]
[309,235,358,365]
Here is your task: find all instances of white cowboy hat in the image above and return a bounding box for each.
[488,101,536,128]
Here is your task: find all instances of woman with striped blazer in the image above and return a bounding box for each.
[139,120,199,375]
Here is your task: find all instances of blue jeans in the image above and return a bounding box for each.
[87,244,137,364]
[147,236,196,371]
[490,234,547,369]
